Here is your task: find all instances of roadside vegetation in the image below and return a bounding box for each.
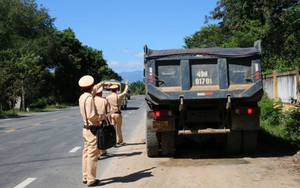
[259,94,300,147]
[185,0,299,74]
[129,81,146,95]
[1,1,299,142]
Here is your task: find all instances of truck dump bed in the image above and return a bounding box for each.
[144,41,263,104]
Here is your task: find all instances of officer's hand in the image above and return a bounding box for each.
[99,114,107,120]
[124,80,128,85]
[99,81,105,86]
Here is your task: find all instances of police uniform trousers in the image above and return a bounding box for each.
[82,128,100,185]
[110,113,123,143]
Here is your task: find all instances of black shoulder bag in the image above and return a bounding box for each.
[97,119,116,150]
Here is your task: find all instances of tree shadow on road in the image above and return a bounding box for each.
[255,130,299,157]
[0,115,26,120]
[174,130,299,159]
[100,167,155,185]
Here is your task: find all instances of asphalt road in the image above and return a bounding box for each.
[0,95,145,188]
[1,95,299,188]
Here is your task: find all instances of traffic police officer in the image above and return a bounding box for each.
[106,80,129,146]
[94,86,110,157]
[78,75,105,187]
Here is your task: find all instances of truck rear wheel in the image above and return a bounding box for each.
[146,130,160,157]
[161,132,175,157]
[224,131,242,154]
[242,130,257,154]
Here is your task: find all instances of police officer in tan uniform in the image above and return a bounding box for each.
[94,86,110,157]
[78,75,106,187]
[106,80,129,146]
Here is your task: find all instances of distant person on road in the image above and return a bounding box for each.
[78,75,106,187]
[106,80,129,146]
[94,86,111,158]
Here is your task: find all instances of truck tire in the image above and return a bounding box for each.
[242,130,257,154]
[224,131,242,154]
[161,132,175,157]
[146,130,160,157]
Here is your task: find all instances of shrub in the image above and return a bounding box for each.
[282,109,300,144]
[259,93,283,126]
[129,81,145,95]
[30,96,55,109]
[259,93,300,145]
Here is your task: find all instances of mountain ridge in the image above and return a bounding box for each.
[119,70,143,83]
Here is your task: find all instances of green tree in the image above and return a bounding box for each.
[53,29,121,104]
[185,0,299,72]
[130,81,145,95]
[184,25,224,48]
[98,66,122,81]
[0,0,121,109]
[0,0,56,110]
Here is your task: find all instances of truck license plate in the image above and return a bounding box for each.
[153,121,168,129]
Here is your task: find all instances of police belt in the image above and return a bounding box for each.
[83,124,101,129]
[114,111,122,114]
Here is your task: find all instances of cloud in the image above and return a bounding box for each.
[106,48,144,73]
[134,52,144,58]
[122,48,144,58]
[108,60,144,73]
[122,48,134,54]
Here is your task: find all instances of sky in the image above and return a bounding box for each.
[35,0,219,73]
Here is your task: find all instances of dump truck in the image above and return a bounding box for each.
[144,41,263,157]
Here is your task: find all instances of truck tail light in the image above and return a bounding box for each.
[154,111,161,118]
[148,110,172,118]
[255,71,260,79]
[148,111,156,118]
[149,74,153,83]
[235,107,258,115]
[247,108,252,114]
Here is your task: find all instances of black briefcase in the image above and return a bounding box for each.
[97,120,116,150]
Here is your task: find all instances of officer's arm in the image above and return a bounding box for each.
[89,114,106,124]
[119,81,129,98]
[91,81,105,97]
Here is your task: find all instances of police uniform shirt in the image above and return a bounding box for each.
[106,84,128,113]
[79,92,100,126]
[94,96,110,115]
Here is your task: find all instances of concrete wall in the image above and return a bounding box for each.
[263,67,300,104]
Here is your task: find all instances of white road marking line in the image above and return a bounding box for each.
[69,147,81,153]
[4,129,16,133]
[14,178,36,188]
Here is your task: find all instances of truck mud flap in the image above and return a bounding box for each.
[161,132,175,157]
[224,131,242,154]
[242,130,257,154]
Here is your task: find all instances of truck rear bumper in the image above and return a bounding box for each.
[178,128,230,135]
